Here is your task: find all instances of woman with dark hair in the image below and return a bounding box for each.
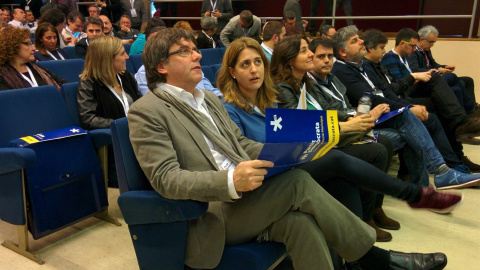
[0,26,67,91]
[34,22,69,61]
[38,8,68,48]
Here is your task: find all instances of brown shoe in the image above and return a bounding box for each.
[373,207,401,230]
[462,156,480,173]
[455,119,480,143]
[365,219,392,242]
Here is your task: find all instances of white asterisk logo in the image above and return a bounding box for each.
[70,128,80,133]
[270,115,283,132]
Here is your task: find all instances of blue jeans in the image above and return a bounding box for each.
[375,127,430,186]
[376,110,447,186]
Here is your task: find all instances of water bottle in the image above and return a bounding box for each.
[357,92,372,115]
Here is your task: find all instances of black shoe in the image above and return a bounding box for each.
[389,250,447,270]
[462,156,480,173]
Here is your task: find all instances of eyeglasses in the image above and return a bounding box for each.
[167,46,202,58]
[403,40,417,48]
[20,41,34,47]
[426,39,436,44]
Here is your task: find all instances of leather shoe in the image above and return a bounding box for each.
[365,219,392,242]
[373,207,401,230]
[389,250,447,270]
[462,156,480,173]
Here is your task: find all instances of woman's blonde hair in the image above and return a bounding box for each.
[80,36,123,86]
[217,37,278,114]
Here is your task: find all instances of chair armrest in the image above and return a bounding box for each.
[0,148,36,175]
[118,190,208,225]
[88,129,112,148]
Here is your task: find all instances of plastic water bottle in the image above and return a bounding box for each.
[357,92,372,115]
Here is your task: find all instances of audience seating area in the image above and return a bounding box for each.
[35,47,226,84]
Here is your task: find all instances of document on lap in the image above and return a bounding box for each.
[258,108,340,177]
[375,105,413,125]
[9,127,87,147]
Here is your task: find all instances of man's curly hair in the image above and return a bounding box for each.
[0,26,31,66]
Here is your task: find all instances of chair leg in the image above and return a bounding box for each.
[1,170,44,264]
[2,225,44,265]
[95,146,121,226]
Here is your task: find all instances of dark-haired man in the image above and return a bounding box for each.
[75,16,104,59]
[260,21,286,62]
[331,25,480,189]
[220,10,261,47]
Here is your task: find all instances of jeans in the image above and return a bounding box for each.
[375,128,430,186]
[376,110,450,186]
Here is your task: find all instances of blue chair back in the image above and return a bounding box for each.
[110,118,152,194]
[61,82,81,127]
[129,54,143,73]
[63,46,77,59]
[200,48,223,66]
[123,44,131,55]
[0,86,73,146]
[36,58,84,83]
[210,64,222,80]
[218,47,226,58]
[201,65,216,84]
[126,60,135,75]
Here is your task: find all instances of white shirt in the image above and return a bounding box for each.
[157,83,240,199]
[8,20,27,28]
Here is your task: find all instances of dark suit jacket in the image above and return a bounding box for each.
[196,31,215,49]
[75,38,89,59]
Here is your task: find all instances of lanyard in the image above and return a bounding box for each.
[129,0,135,9]
[106,75,130,116]
[243,27,251,37]
[86,39,89,46]
[19,66,38,87]
[210,0,217,10]
[47,50,65,60]
[202,30,216,48]
[391,49,412,73]
[384,74,392,84]
[319,82,348,110]
[423,51,430,68]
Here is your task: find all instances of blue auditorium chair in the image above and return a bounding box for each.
[201,65,216,84]
[128,54,143,74]
[0,85,117,264]
[200,48,223,66]
[37,58,85,83]
[111,117,287,270]
[126,59,135,75]
[63,46,77,59]
[210,63,222,79]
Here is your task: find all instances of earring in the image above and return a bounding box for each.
[233,76,236,80]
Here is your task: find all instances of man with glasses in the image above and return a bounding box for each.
[408,25,478,118]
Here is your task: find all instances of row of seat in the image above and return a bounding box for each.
[36,48,225,85]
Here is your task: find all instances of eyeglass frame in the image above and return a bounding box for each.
[167,46,202,58]
[402,40,417,49]
[20,41,34,47]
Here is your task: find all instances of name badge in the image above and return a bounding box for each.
[25,6,30,11]
[130,8,137,17]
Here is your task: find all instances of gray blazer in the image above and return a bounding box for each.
[119,0,147,28]
[128,87,262,269]
[220,14,262,46]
